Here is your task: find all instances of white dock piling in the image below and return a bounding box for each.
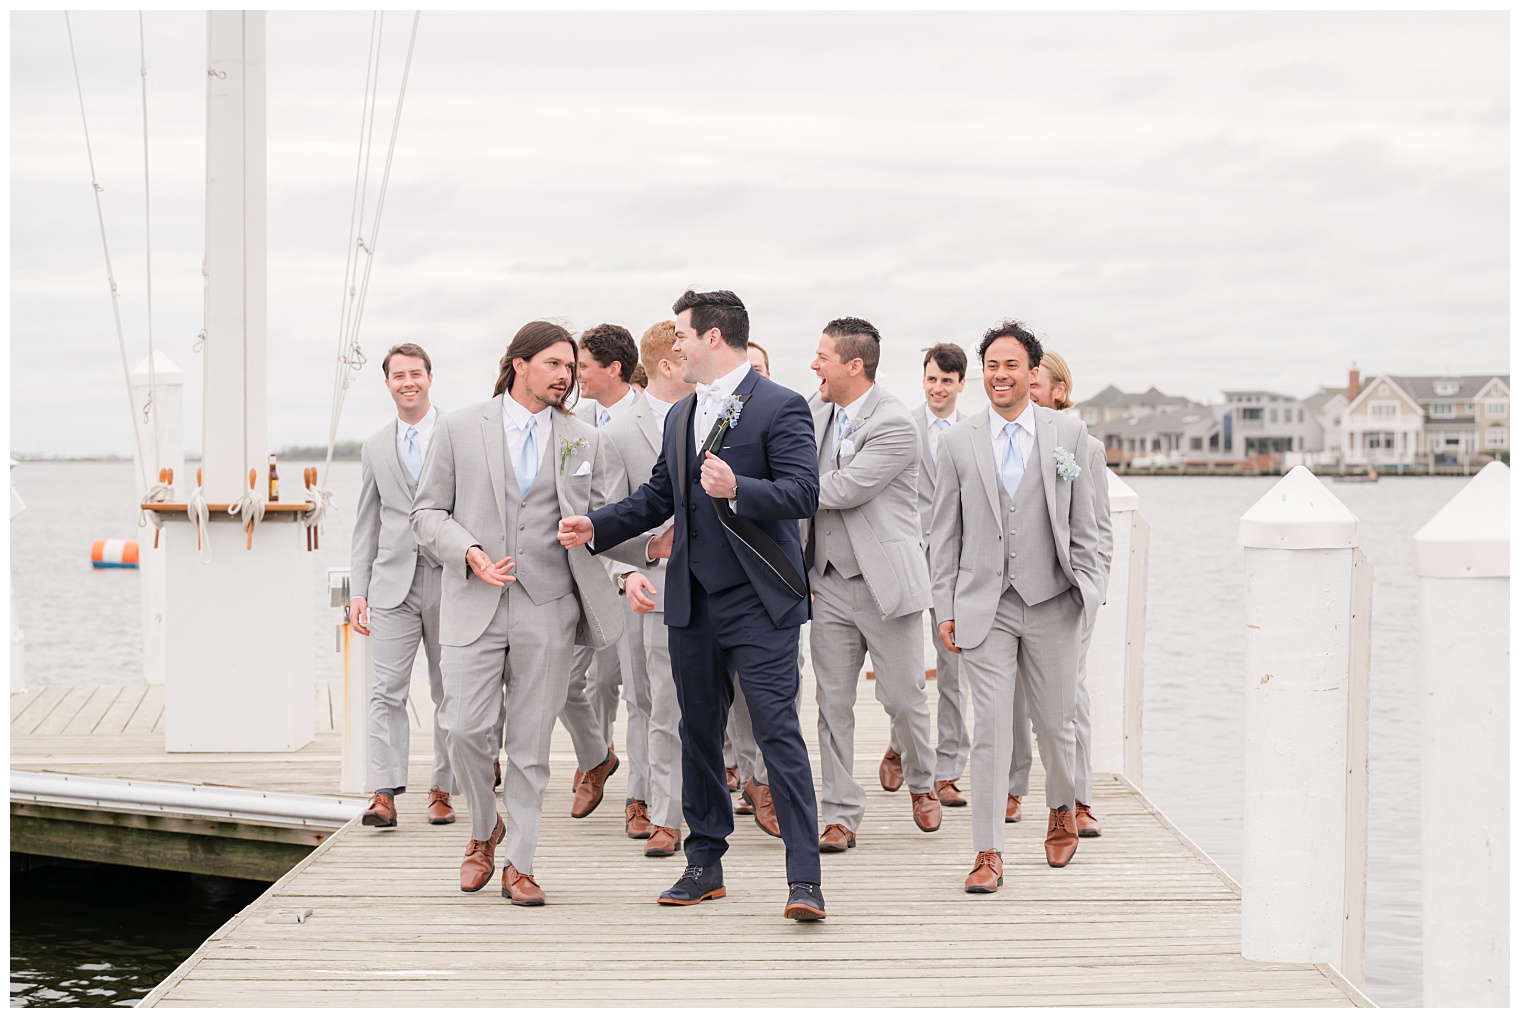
[1237,466,1369,986]
[130,349,185,686]
[11,461,25,694]
[1414,461,1509,1007]
[1087,469,1149,784]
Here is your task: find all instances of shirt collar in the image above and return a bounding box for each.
[502,392,552,433]
[643,391,675,421]
[596,386,638,421]
[926,403,959,428]
[989,401,1036,437]
[397,403,437,439]
[708,360,753,399]
[836,385,874,422]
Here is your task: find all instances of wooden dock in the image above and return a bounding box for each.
[10,676,1369,1007]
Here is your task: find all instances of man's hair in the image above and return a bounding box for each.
[640,320,678,377]
[978,319,1043,369]
[630,363,648,389]
[492,321,577,401]
[579,323,639,383]
[922,342,967,382]
[746,341,770,372]
[673,289,749,350]
[822,316,882,381]
[1039,349,1074,410]
[382,342,432,377]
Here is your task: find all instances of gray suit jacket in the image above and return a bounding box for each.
[914,403,961,544]
[410,397,624,650]
[596,392,671,613]
[929,404,1107,650]
[803,387,931,620]
[1080,430,1113,607]
[351,417,439,610]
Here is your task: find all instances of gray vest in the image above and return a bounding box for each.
[1003,433,1070,607]
[503,429,573,605]
[812,417,861,579]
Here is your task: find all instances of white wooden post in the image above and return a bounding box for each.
[331,568,373,795]
[1087,469,1149,784]
[11,461,25,694]
[161,12,313,752]
[1414,461,1508,1007]
[1237,466,1369,985]
[130,349,185,686]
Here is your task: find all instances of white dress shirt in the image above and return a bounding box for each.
[396,404,439,470]
[831,385,874,455]
[643,392,676,439]
[924,404,960,465]
[694,360,753,451]
[501,393,554,474]
[591,386,638,428]
[988,401,1037,477]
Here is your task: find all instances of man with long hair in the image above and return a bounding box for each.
[559,289,827,921]
[412,321,624,906]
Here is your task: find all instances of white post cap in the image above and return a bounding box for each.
[1237,465,1359,550]
[1413,460,1509,578]
[130,348,185,385]
[1105,467,1139,512]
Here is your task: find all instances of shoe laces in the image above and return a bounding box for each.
[367,792,390,808]
[792,882,818,895]
[428,788,449,804]
[974,850,1000,869]
[627,800,649,820]
[680,865,704,882]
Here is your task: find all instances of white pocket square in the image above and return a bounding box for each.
[838,438,857,459]
[573,460,592,477]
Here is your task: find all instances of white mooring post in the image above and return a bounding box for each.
[11,461,26,693]
[1414,461,1509,1007]
[161,11,314,752]
[330,568,373,795]
[130,349,185,686]
[1237,466,1370,987]
[1087,469,1149,784]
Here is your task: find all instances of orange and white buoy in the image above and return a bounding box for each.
[90,539,139,569]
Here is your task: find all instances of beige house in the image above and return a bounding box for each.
[1341,373,1509,467]
[1341,376,1425,467]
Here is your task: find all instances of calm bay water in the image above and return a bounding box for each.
[9,460,1463,1006]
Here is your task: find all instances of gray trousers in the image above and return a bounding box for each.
[811,567,934,831]
[440,585,581,872]
[1009,618,1095,803]
[889,606,968,783]
[612,600,651,803]
[962,585,1082,854]
[560,644,616,770]
[642,611,683,829]
[366,562,452,794]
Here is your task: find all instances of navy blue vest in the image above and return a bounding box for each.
[684,411,749,596]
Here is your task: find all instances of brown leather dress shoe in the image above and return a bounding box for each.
[570,749,620,818]
[570,768,583,792]
[745,779,781,838]
[965,849,1003,893]
[645,825,682,857]
[502,864,545,906]
[625,799,653,839]
[911,791,943,832]
[426,788,456,825]
[734,787,755,815]
[362,792,397,828]
[934,780,967,807]
[818,823,856,852]
[878,746,904,792]
[726,766,740,792]
[460,815,506,892]
[1045,808,1079,867]
[1005,794,1022,823]
[1075,801,1102,838]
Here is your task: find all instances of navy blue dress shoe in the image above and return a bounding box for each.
[784,881,826,921]
[656,864,726,906]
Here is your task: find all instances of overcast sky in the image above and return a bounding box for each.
[10,11,1508,457]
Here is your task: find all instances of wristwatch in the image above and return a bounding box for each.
[616,571,634,593]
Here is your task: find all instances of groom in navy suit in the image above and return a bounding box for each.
[559,289,825,920]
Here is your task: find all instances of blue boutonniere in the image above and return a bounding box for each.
[1054,447,1081,481]
[703,395,745,454]
[558,436,588,474]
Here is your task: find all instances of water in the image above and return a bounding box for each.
[9,859,267,1007]
[9,461,1464,1006]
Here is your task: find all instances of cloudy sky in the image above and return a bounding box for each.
[10,11,1508,458]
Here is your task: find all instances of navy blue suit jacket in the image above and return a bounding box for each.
[589,367,818,630]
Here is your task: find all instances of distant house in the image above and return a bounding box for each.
[1341,373,1509,467]
[1301,386,1348,457]
[1219,391,1317,458]
[1093,403,1223,466]
[1075,386,1195,429]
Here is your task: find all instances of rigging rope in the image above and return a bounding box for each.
[137,11,162,479]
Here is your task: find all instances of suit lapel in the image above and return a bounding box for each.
[917,404,936,494]
[970,414,1002,519]
[812,399,832,464]
[482,399,508,530]
[674,394,695,508]
[383,425,414,496]
[634,400,661,457]
[1036,406,1060,529]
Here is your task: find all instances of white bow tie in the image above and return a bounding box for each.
[697,384,726,408]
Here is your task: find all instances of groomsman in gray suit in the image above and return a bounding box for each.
[596,320,694,858]
[880,343,970,808]
[412,321,624,906]
[1008,350,1112,833]
[353,343,455,829]
[805,317,942,851]
[930,319,1107,891]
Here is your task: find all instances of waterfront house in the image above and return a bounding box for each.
[1341,373,1509,467]
[1076,385,1195,429]
[1219,390,1318,458]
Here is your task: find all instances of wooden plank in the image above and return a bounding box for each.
[93,684,150,734]
[11,684,68,733]
[29,684,97,737]
[62,684,128,736]
[125,683,165,735]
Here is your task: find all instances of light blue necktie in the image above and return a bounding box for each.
[833,408,850,456]
[1000,421,1025,498]
[931,417,949,463]
[597,408,612,429]
[403,426,422,480]
[516,418,539,493]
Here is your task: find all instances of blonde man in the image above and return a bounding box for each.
[1008,349,1112,836]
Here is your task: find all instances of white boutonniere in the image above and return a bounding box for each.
[1054,446,1081,481]
[559,436,589,475]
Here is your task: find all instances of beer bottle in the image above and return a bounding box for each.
[268,454,280,502]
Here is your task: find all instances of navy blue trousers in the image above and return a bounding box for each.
[668,580,822,885]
